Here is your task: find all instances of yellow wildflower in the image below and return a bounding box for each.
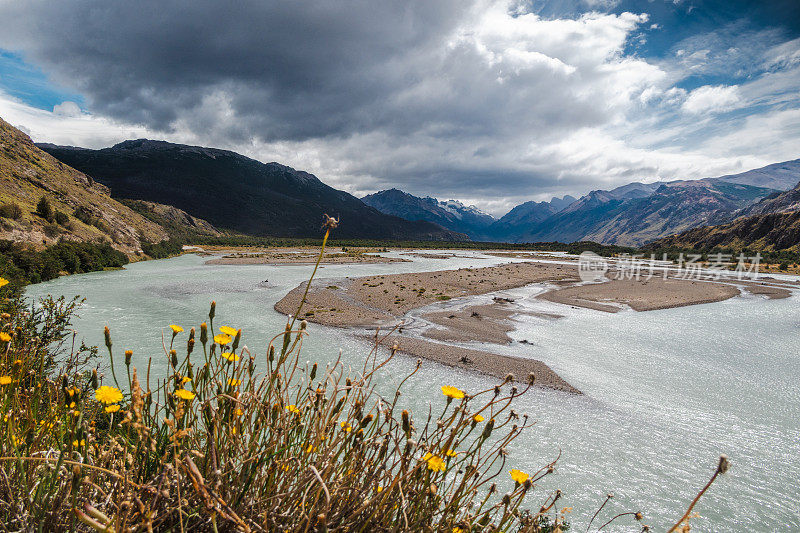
[473,414,485,422]
[376,486,383,493]
[510,469,529,484]
[340,421,352,432]
[72,439,86,447]
[441,385,465,399]
[228,378,240,386]
[423,453,446,472]
[169,324,183,334]
[0,332,10,342]
[305,444,316,454]
[219,326,238,336]
[174,389,195,401]
[445,449,458,457]
[95,385,123,404]
[0,277,8,288]
[221,352,239,362]
[235,408,244,416]
[286,405,300,414]
[105,405,121,413]
[0,376,11,385]
[181,376,191,383]
[453,528,465,533]
[214,334,231,345]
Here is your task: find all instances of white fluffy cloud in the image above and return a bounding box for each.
[681,84,742,114]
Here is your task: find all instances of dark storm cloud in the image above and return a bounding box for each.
[0,0,469,140]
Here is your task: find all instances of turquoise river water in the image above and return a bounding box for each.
[26,251,800,531]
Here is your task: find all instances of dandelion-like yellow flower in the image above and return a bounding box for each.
[0,376,12,385]
[286,405,300,414]
[510,469,529,484]
[174,388,195,400]
[219,326,238,336]
[340,421,352,432]
[0,332,10,342]
[105,405,121,413]
[72,439,86,447]
[95,385,123,405]
[181,376,191,384]
[445,449,458,457]
[441,385,464,399]
[423,453,446,472]
[228,378,240,386]
[453,528,465,533]
[0,277,8,288]
[376,486,383,493]
[169,324,183,334]
[473,414,485,422]
[214,334,231,345]
[221,352,239,362]
[235,408,244,416]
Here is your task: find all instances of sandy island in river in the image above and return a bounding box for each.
[205,247,409,265]
[274,260,794,394]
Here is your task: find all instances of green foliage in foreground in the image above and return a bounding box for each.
[0,239,129,292]
[0,289,577,531]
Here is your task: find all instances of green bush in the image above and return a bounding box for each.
[140,237,183,259]
[54,210,69,226]
[36,196,54,222]
[0,240,129,286]
[0,202,22,220]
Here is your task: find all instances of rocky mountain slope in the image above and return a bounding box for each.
[651,180,800,252]
[483,162,794,245]
[526,179,776,246]
[709,159,800,190]
[651,211,800,251]
[40,140,465,241]
[361,189,495,240]
[737,179,800,217]
[0,117,167,252]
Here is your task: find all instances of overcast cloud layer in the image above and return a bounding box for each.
[1,0,799,215]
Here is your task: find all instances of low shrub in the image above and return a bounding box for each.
[0,202,22,220]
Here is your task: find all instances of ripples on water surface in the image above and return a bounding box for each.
[26,252,800,531]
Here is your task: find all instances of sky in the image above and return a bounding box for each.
[0,0,799,217]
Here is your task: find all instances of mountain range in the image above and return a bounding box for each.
[362,160,800,245]
[38,140,465,241]
[651,180,800,252]
[361,189,577,241]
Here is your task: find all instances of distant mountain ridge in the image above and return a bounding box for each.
[361,189,576,240]
[360,189,495,240]
[363,160,797,245]
[650,182,800,252]
[39,140,466,241]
